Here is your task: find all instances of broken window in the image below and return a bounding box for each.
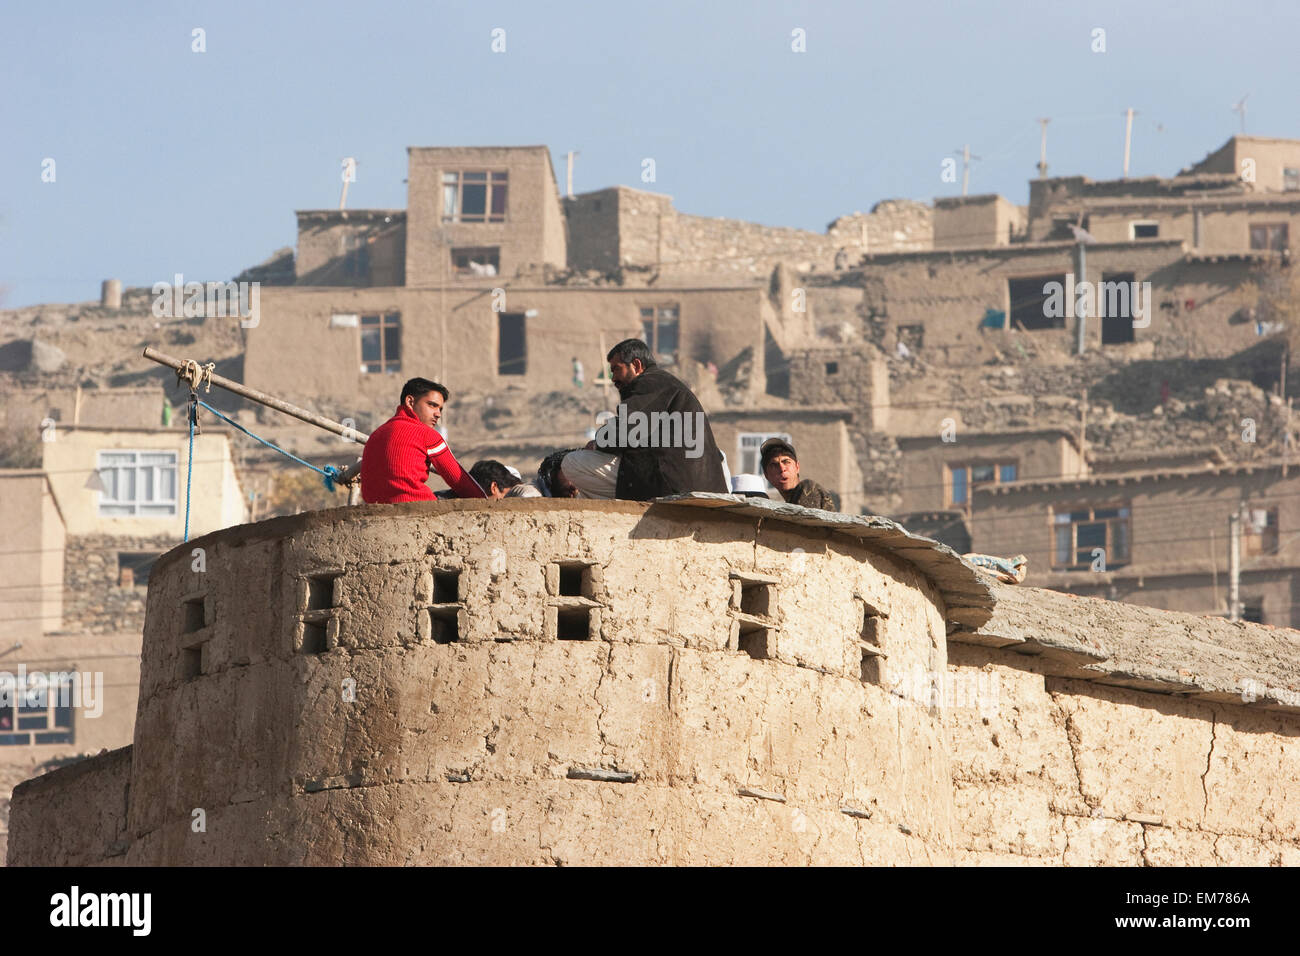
[1008,275,1067,331]
[1052,504,1130,569]
[1250,223,1289,251]
[498,313,527,375]
[1100,272,1137,345]
[442,171,508,223]
[640,306,680,364]
[451,247,500,276]
[360,313,401,374]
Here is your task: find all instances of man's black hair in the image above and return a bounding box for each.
[469,460,520,493]
[606,338,656,369]
[401,377,449,404]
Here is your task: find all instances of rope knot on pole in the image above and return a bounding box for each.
[176,359,216,395]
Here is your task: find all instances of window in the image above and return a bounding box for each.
[441,171,508,223]
[451,247,499,276]
[1130,221,1159,239]
[1242,600,1264,624]
[117,552,160,588]
[1285,168,1300,192]
[1100,271,1137,345]
[640,306,680,363]
[498,313,527,375]
[1008,275,1067,331]
[1244,507,1278,557]
[97,451,177,517]
[0,672,75,746]
[948,461,1017,506]
[360,313,401,374]
[1250,223,1289,251]
[1052,505,1131,569]
[737,432,791,477]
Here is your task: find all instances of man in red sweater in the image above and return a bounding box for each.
[360,378,486,503]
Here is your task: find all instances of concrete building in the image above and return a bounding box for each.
[7,500,1299,866]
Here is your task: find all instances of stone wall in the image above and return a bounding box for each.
[62,534,173,636]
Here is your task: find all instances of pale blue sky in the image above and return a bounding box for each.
[3,0,1295,307]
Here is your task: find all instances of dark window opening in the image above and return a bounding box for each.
[360,313,401,374]
[1008,275,1067,331]
[738,624,771,660]
[307,574,340,611]
[1242,601,1264,624]
[557,607,591,641]
[1053,505,1131,569]
[498,313,527,376]
[898,324,925,351]
[1100,272,1137,344]
[430,607,459,644]
[118,552,159,588]
[0,675,75,746]
[860,648,882,684]
[739,581,773,618]
[302,621,328,654]
[825,362,839,375]
[451,247,500,276]
[1132,222,1159,239]
[557,563,591,598]
[183,597,205,633]
[433,569,460,604]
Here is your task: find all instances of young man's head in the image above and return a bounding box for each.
[760,438,801,492]
[468,460,521,499]
[400,377,450,428]
[606,338,656,390]
[539,449,580,498]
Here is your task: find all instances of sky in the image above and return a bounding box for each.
[3,0,1297,308]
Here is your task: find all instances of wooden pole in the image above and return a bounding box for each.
[142,347,370,442]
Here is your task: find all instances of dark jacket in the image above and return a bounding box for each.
[781,479,838,511]
[596,366,727,500]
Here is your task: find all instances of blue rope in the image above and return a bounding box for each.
[184,398,196,542]
[195,400,343,491]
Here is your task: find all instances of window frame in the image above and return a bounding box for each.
[946,460,1018,507]
[0,671,76,746]
[450,246,501,276]
[359,312,402,375]
[639,305,681,364]
[441,170,509,224]
[1050,503,1132,570]
[96,450,178,518]
[1249,222,1290,252]
[1129,220,1160,240]
[1243,506,1279,557]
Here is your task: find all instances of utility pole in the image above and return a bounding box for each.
[958,144,980,196]
[1075,240,1088,355]
[565,150,578,198]
[1228,504,1242,621]
[1232,95,1249,134]
[1122,109,1136,178]
[1079,388,1088,470]
[1037,118,1050,179]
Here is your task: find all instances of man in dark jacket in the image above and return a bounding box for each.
[568,338,727,500]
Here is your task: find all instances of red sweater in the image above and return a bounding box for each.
[360,405,485,503]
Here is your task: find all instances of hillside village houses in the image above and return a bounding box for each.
[3,135,1300,839]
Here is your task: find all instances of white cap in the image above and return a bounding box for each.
[731,474,769,496]
[504,465,522,480]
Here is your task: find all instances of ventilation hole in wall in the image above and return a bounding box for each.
[302,621,328,654]
[433,569,460,604]
[738,625,771,660]
[307,574,339,611]
[557,563,590,598]
[858,598,884,647]
[182,647,202,681]
[860,649,882,684]
[430,607,460,644]
[182,597,205,634]
[557,607,591,640]
[739,581,774,618]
